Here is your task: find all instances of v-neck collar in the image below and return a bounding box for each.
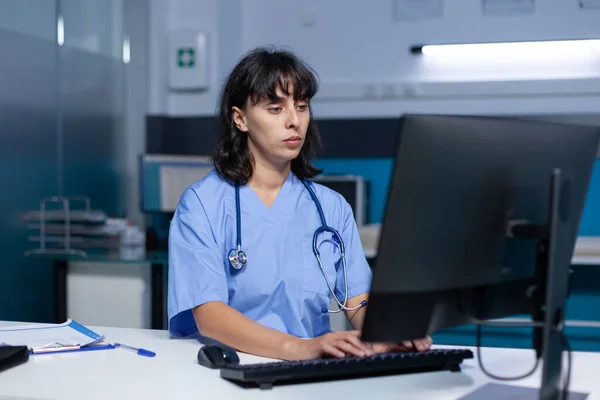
[239,171,299,220]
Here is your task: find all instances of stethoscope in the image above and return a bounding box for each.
[228,180,367,314]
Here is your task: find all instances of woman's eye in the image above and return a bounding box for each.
[296,104,308,111]
[268,107,282,113]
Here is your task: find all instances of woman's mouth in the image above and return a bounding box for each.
[283,136,302,146]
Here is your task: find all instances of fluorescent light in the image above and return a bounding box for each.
[123,36,131,64]
[413,39,600,59]
[57,16,64,46]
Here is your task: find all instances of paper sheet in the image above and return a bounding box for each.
[0,319,104,350]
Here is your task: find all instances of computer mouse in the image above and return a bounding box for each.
[197,345,240,369]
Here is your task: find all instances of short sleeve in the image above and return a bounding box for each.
[334,200,373,301]
[167,189,228,338]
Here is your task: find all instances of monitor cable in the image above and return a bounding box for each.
[472,318,542,381]
[471,317,573,400]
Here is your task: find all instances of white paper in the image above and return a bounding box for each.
[159,164,212,212]
[483,0,535,15]
[393,0,444,21]
[0,319,104,349]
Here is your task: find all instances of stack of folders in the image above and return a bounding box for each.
[0,319,114,355]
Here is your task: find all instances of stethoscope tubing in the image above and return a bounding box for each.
[229,179,366,313]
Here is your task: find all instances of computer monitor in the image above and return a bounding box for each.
[360,114,600,399]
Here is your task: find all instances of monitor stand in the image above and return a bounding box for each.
[458,383,589,400]
[468,169,587,400]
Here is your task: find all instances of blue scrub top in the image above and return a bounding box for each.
[167,169,372,339]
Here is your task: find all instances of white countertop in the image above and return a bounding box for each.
[359,225,600,265]
[0,321,598,400]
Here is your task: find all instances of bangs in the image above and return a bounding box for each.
[246,52,318,105]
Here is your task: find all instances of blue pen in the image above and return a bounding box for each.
[114,343,156,357]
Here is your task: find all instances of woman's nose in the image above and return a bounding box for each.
[286,109,300,129]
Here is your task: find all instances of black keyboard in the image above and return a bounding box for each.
[0,345,29,373]
[220,348,473,389]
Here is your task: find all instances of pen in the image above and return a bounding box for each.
[114,343,156,357]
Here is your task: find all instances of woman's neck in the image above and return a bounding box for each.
[248,156,291,193]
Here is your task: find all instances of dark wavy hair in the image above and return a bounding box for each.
[213,46,323,184]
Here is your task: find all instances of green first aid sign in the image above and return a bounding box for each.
[177,47,195,68]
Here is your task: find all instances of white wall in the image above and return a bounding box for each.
[241,0,600,118]
[62,0,124,57]
[242,0,600,81]
[148,0,169,115]
[0,0,55,41]
[150,0,600,117]
[148,0,228,116]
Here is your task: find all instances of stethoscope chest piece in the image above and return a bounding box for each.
[228,247,247,269]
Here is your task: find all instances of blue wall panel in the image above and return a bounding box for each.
[317,158,600,235]
[314,158,394,224]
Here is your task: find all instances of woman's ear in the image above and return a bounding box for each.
[232,106,248,132]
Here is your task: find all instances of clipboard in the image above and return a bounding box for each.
[0,319,115,355]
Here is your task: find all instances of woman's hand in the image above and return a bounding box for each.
[286,332,433,360]
[287,330,376,360]
[366,336,433,354]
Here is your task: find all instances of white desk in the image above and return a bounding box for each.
[0,322,598,400]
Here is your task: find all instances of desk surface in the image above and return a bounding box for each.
[0,321,598,400]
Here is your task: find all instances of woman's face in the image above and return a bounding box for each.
[232,85,310,169]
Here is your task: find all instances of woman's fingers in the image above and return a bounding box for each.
[368,336,434,353]
[362,341,377,356]
[343,333,373,355]
[320,331,434,358]
[321,343,345,358]
[371,342,393,353]
[334,339,367,358]
[412,336,433,351]
[319,331,371,358]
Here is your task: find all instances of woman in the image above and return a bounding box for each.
[167,46,432,360]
